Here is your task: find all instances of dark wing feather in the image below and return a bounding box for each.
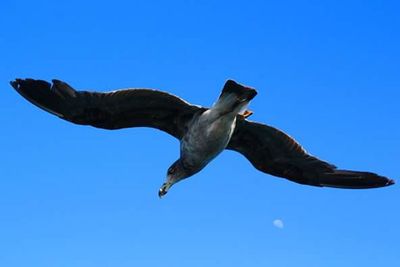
[227,118,394,189]
[10,78,204,139]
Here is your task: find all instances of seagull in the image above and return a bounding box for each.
[10,78,395,197]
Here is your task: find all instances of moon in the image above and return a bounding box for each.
[273,219,284,229]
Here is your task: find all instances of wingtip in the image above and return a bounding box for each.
[387,179,395,186]
[10,80,17,89]
[10,79,21,90]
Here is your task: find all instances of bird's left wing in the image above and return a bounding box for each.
[227,118,394,189]
[11,78,204,139]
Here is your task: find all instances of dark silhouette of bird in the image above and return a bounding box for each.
[10,78,395,197]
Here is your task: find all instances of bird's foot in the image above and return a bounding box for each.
[240,110,253,119]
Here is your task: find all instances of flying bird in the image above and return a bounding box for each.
[10,78,395,197]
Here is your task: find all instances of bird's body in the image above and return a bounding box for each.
[10,78,394,196]
[180,94,244,174]
[180,110,236,172]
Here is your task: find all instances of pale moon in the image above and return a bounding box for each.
[273,219,284,229]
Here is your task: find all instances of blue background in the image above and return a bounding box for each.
[1,0,399,266]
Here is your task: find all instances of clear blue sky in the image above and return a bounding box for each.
[1,0,399,266]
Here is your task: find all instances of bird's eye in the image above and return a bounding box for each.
[168,167,175,175]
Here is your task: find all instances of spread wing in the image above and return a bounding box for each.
[227,118,394,189]
[11,78,204,139]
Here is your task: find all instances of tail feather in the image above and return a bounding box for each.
[218,80,257,100]
[317,169,394,189]
[10,78,77,118]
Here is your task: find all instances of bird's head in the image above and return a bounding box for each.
[158,159,191,198]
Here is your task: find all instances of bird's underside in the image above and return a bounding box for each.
[10,78,395,192]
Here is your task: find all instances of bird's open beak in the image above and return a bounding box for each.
[158,182,172,198]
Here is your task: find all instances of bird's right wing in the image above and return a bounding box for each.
[227,118,394,189]
[11,78,205,139]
